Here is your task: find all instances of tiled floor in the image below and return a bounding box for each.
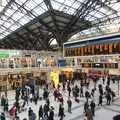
[0,78,120,120]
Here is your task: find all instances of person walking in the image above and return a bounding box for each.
[91,89,95,98]
[107,76,110,86]
[0,113,6,120]
[80,86,84,97]
[90,101,95,116]
[30,110,36,120]
[28,107,33,120]
[84,101,89,113]
[67,86,71,97]
[38,105,43,120]
[4,98,9,112]
[106,92,111,105]
[67,98,72,113]
[34,94,38,105]
[85,90,90,102]
[58,104,65,120]
[98,94,103,106]
[53,89,58,101]
[1,95,5,106]
[15,100,20,113]
[44,103,49,119]
[49,106,54,120]
[86,108,93,120]
[46,98,50,109]
[102,77,105,84]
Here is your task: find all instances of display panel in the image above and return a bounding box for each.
[81,63,118,69]
[64,34,120,57]
[64,42,120,57]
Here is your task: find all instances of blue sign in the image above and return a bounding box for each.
[58,59,66,67]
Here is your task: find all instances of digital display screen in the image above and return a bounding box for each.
[64,42,120,57]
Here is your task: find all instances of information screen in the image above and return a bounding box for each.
[64,42,120,57]
[81,63,118,69]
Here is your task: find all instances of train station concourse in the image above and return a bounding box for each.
[0,0,120,120]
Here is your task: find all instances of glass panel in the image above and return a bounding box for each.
[24,0,37,10]
[110,3,120,11]
[32,0,43,4]
[4,21,12,28]
[64,0,74,6]
[33,5,46,15]
[11,4,18,11]
[12,11,25,21]
[15,0,28,5]
[6,8,15,16]
[19,16,31,25]
[72,1,81,9]
[0,0,8,12]
[54,0,65,3]
[39,2,47,10]
[66,8,75,15]
[0,20,5,24]
[10,24,20,31]
[1,16,8,21]
[51,0,61,10]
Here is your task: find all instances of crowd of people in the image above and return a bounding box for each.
[0,75,119,120]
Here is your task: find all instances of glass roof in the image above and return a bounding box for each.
[0,0,120,39]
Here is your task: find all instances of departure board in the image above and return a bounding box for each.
[64,42,120,57]
[81,63,118,69]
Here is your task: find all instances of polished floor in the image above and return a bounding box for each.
[0,78,120,120]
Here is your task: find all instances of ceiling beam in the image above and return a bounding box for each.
[44,0,62,44]
[14,1,55,33]
[63,0,98,37]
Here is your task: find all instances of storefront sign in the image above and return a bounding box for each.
[88,69,108,77]
[0,52,9,59]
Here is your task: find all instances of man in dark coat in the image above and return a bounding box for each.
[84,101,89,113]
[0,113,6,120]
[85,91,90,102]
[49,107,54,120]
[80,86,84,97]
[53,89,58,101]
[4,98,9,112]
[34,95,38,105]
[28,107,32,120]
[90,101,95,116]
[58,104,65,120]
[67,98,72,113]
[46,98,50,108]
[103,77,105,84]
[106,92,111,105]
[67,86,71,97]
[113,115,120,120]
[98,95,103,106]
[38,105,43,120]
[44,103,49,118]
[1,95,5,106]
[15,100,20,113]
[107,76,110,86]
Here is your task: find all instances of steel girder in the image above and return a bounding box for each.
[6,36,20,49]
[43,0,62,45]
[14,1,56,33]
[62,0,98,38]
[14,1,62,48]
